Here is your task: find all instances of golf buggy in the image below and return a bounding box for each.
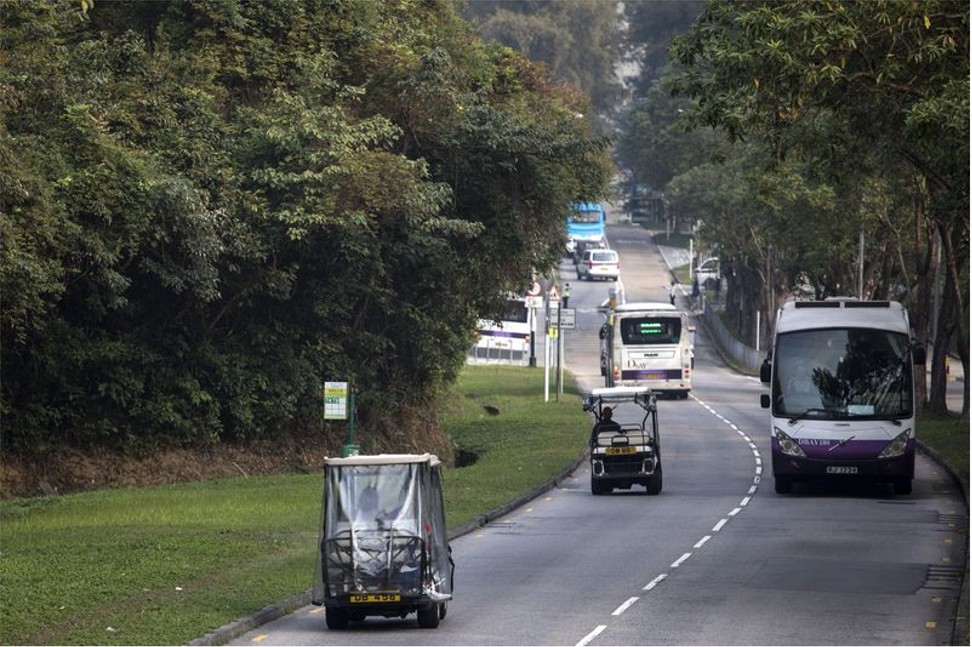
[584,386,662,495]
[312,454,454,629]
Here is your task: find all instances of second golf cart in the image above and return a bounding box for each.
[584,386,662,495]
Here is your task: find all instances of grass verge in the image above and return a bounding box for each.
[0,365,590,645]
[919,411,969,486]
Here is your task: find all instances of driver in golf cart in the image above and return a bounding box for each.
[590,405,622,441]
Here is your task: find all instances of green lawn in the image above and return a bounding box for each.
[0,365,590,646]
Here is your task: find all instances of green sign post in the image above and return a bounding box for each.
[324,381,359,457]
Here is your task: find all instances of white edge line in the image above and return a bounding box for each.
[576,625,607,647]
[612,596,640,616]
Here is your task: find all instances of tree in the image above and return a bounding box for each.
[669,0,969,420]
[0,0,613,456]
[464,0,625,132]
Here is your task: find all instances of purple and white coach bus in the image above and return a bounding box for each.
[760,298,925,495]
[471,295,531,365]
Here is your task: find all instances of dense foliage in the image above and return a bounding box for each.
[0,0,613,454]
[621,0,968,419]
[464,0,624,133]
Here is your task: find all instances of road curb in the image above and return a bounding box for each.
[915,440,970,647]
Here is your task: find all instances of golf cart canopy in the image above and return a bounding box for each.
[312,453,453,608]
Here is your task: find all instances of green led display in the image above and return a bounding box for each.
[639,322,665,334]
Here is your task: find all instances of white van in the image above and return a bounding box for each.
[694,257,720,287]
[577,248,620,281]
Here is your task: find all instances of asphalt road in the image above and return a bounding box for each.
[223,223,967,646]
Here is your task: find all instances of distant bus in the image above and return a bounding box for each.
[759,298,925,495]
[628,190,664,225]
[566,203,606,254]
[470,296,531,365]
[601,302,694,398]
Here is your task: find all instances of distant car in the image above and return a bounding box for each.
[694,257,720,289]
[578,249,620,281]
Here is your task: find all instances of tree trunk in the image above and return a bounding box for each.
[928,265,954,413]
[941,221,970,423]
[909,206,935,411]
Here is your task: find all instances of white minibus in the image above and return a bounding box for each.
[759,298,925,494]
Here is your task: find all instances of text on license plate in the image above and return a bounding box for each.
[350,593,401,603]
[826,466,858,474]
[606,446,637,455]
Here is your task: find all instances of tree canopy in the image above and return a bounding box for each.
[464,0,625,132]
[0,0,613,455]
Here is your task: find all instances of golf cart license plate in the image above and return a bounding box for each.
[826,466,858,474]
[606,446,636,455]
[350,593,401,603]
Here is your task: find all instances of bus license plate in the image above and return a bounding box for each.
[606,446,636,456]
[350,593,401,603]
[826,466,858,474]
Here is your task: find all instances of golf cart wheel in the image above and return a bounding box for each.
[325,607,349,630]
[645,466,663,495]
[774,476,793,494]
[418,603,441,628]
[439,601,448,619]
[591,479,608,495]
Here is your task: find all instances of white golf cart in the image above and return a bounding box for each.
[584,386,662,495]
[312,454,454,629]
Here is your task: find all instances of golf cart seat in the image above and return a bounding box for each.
[593,424,650,448]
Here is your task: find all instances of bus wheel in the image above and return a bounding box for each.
[774,477,792,494]
[893,478,913,495]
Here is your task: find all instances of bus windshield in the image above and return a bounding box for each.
[620,317,681,345]
[773,328,913,419]
[569,207,603,224]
